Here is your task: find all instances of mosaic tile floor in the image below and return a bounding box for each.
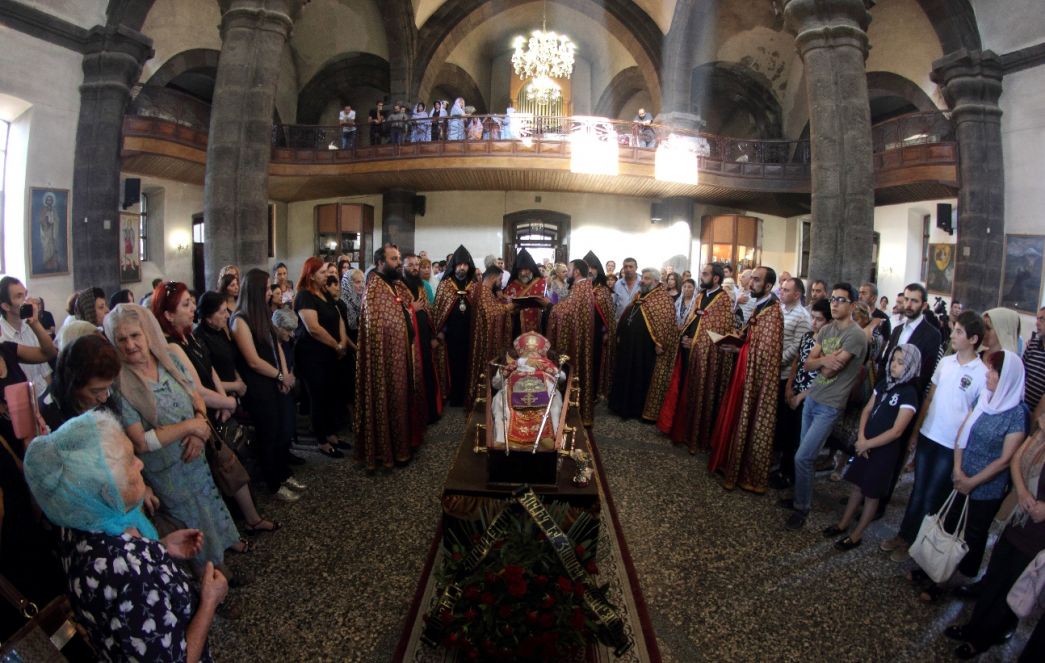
[210,404,1035,661]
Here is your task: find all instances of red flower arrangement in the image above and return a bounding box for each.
[428,507,602,661]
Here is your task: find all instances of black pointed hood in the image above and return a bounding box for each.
[445,244,476,283]
[583,250,607,286]
[509,248,540,283]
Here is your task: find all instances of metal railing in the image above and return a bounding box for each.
[271,114,813,167]
[871,111,954,153]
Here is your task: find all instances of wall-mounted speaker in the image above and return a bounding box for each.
[413,195,426,216]
[936,203,953,235]
[122,178,141,210]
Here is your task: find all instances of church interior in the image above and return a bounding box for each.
[2,0,1045,661]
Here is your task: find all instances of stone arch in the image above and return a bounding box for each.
[866,71,939,122]
[690,61,783,139]
[914,0,981,53]
[427,63,487,112]
[106,0,158,31]
[414,0,662,108]
[593,66,648,118]
[145,48,220,88]
[296,52,391,124]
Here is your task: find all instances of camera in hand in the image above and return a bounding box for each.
[19,303,33,319]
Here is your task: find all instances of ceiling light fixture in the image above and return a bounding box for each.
[511,1,575,106]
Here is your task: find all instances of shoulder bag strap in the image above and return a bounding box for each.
[0,573,38,619]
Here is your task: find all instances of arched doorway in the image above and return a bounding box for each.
[502,209,571,270]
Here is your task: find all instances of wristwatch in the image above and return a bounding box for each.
[276,371,284,383]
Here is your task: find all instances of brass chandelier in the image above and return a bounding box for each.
[511,2,575,106]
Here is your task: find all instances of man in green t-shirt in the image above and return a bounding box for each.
[781,282,868,530]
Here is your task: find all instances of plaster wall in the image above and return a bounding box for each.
[138,0,222,83]
[20,0,105,29]
[0,26,83,326]
[866,0,946,109]
[291,0,388,88]
[969,0,1045,54]
[275,45,300,124]
[872,198,956,309]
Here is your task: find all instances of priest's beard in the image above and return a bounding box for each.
[518,273,532,284]
[381,264,402,281]
[566,276,575,287]
[639,282,652,295]
[402,271,423,291]
[453,267,470,284]
[699,277,714,291]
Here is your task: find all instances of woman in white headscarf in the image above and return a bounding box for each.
[103,304,242,575]
[911,349,1028,601]
[448,97,466,140]
[983,307,1021,355]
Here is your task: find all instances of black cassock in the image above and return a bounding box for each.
[608,304,657,419]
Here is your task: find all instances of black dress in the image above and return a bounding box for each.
[231,313,290,493]
[844,380,918,498]
[195,322,239,384]
[608,304,658,419]
[294,290,342,439]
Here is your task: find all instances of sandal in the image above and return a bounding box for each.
[834,536,862,551]
[917,583,945,603]
[822,525,846,538]
[243,519,281,535]
[228,538,255,555]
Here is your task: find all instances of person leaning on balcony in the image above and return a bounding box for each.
[339,105,356,150]
[368,100,386,145]
[634,108,655,148]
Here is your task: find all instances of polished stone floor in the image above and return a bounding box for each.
[210,404,1035,661]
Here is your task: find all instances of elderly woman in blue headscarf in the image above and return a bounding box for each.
[24,410,227,662]
[102,304,241,576]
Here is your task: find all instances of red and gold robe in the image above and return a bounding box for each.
[657,288,735,453]
[433,277,476,405]
[504,276,547,335]
[592,283,617,400]
[546,278,596,426]
[608,284,680,421]
[467,283,513,408]
[405,278,445,422]
[708,297,784,492]
[354,275,425,470]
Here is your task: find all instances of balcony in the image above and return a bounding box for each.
[120,111,958,217]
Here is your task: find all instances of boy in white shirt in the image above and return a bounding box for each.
[880,310,988,561]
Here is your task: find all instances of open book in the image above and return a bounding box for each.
[707,330,745,347]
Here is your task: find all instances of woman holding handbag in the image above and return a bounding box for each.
[911,349,1028,601]
[152,282,282,537]
[945,409,1045,659]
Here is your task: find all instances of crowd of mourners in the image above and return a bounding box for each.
[0,246,1043,660]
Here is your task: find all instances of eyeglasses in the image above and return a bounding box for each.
[829,296,852,304]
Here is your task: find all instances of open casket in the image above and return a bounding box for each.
[472,346,580,486]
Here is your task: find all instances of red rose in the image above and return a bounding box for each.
[493,539,505,550]
[507,581,528,598]
[541,594,556,609]
[574,544,586,557]
[497,604,513,619]
[525,610,538,625]
[556,576,572,593]
[539,612,555,629]
[440,611,454,624]
[573,583,585,598]
[471,533,482,544]
[466,648,480,660]
[482,639,496,654]
[504,564,525,579]
[570,608,586,630]
[534,574,548,586]
[463,585,480,600]
[484,572,500,584]
[501,624,514,637]
[480,592,496,605]
[464,608,478,622]
[585,561,599,575]
[447,632,459,645]
[451,551,463,562]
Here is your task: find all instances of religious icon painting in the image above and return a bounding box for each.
[925,243,954,295]
[119,212,142,283]
[28,187,70,276]
[1000,234,1045,313]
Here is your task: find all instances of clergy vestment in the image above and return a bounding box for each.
[354,273,425,469]
[708,295,785,492]
[434,275,476,406]
[608,283,679,421]
[404,275,444,423]
[504,248,547,336]
[592,282,617,400]
[467,282,514,409]
[657,287,736,453]
[546,278,597,426]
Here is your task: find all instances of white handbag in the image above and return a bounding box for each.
[1007,548,1045,618]
[909,489,969,584]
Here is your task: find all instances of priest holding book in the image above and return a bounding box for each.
[708,266,784,493]
[504,248,548,336]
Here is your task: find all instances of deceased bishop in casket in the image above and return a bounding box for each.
[491,332,566,451]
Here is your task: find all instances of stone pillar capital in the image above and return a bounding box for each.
[931,49,1003,122]
[783,0,871,58]
[80,24,154,92]
[219,0,296,41]
[654,111,707,133]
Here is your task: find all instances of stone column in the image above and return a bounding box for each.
[382,190,416,253]
[931,50,1004,312]
[71,25,154,294]
[204,0,298,289]
[784,0,875,286]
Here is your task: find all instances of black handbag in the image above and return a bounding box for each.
[210,417,250,455]
[0,575,76,662]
